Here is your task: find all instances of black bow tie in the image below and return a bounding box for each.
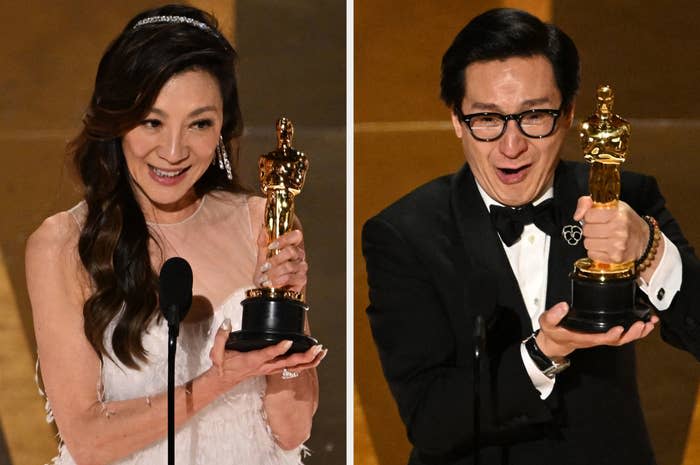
[489,199,557,247]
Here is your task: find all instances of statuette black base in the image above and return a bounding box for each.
[562,275,651,333]
[226,295,317,354]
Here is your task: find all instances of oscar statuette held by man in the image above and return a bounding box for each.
[562,84,653,332]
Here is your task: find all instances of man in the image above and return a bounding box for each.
[362,8,700,465]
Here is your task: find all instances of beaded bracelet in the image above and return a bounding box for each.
[636,216,661,273]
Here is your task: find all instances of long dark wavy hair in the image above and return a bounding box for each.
[70,4,245,368]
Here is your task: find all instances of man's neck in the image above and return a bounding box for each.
[475,182,554,210]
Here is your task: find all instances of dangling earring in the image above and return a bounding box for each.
[216,135,233,181]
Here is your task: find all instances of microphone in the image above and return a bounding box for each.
[474,315,486,360]
[158,256,193,465]
[468,271,493,464]
[159,256,193,333]
[473,314,486,465]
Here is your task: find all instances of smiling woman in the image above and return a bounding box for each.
[122,70,224,221]
[25,4,324,465]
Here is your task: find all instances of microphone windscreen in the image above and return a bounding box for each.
[159,257,193,321]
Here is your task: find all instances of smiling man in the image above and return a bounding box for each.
[362,8,700,465]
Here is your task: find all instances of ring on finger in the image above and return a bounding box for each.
[281,368,300,380]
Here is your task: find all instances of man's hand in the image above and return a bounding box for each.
[536,302,659,358]
[573,196,650,264]
[573,195,665,286]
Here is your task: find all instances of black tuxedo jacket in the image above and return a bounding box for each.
[362,161,700,465]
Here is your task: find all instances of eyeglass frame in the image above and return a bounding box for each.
[455,107,562,142]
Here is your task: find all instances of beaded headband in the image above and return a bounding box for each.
[132,15,214,34]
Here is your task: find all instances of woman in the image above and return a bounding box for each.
[26,5,325,465]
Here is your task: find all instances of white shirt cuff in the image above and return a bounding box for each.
[520,342,555,399]
[638,234,682,311]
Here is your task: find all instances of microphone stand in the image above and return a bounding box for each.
[473,315,486,465]
[167,312,180,465]
[159,256,192,465]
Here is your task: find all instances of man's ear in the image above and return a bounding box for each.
[562,102,576,130]
[450,110,464,138]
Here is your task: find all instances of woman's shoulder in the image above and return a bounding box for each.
[207,190,261,205]
[206,191,265,218]
[26,203,84,263]
[26,203,90,304]
[246,194,266,217]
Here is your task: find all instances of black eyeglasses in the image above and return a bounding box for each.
[456,108,561,142]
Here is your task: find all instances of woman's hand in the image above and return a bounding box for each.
[253,228,308,293]
[207,318,325,393]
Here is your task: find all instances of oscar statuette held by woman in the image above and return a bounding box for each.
[227,117,319,354]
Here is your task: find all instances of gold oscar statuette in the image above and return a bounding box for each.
[562,84,650,332]
[226,118,319,352]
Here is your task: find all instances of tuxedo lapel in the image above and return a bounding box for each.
[546,161,588,308]
[449,165,531,337]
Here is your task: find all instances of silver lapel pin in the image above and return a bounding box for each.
[562,223,583,246]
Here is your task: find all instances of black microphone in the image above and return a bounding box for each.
[159,256,193,334]
[473,314,486,465]
[158,256,193,465]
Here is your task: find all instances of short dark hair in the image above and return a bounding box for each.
[440,8,580,113]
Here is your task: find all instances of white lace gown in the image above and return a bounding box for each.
[44,192,305,465]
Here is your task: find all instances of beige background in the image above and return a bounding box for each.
[354,1,700,464]
[0,1,345,464]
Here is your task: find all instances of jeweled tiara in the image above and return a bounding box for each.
[132,15,213,33]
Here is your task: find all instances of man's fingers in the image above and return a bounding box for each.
[617,320,656,345]
[573,196,593,222]
[615,322,643,345]
[582,223,616,239]
[542,302,569,327]
[598,325,625,342]
[640,321,656,339]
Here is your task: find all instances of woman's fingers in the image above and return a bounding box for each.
[268,344,324,370]
[252,339,294,363]
[209,318,232,376]
[264,260,308,290]
[214,340,324,388]
[288,347,327,371]
[254,228,307,290]
[268,229,304,251]
[268,244,306,265]
[269,347,327,375]
[277,344,323,364]
[219,339,293,377]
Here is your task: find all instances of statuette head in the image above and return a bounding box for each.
[595,84,614,118]
[277,117,294,149]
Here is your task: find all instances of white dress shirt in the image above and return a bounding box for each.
[476,182,683,399]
